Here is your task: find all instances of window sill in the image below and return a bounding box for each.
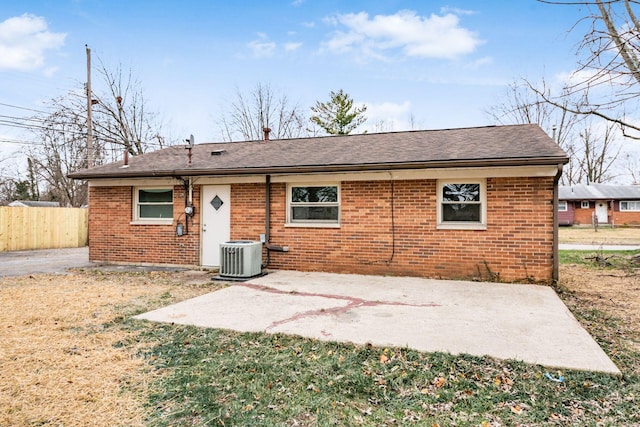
[285,222,341,229]
[130,219,174,226]
[437,222,487,231]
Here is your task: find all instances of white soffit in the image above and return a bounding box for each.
[87,165,558,186]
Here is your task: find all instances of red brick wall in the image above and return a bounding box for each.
[573,203,595,225]
[230,182,267,241]
[232,177,554,283]
[88,184,201,266]
[88,176,555,282]
[563,201,640,225]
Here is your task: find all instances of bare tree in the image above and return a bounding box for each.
[219,82,307,141]
[0,162,38,205]
[536,0,640,139]
[26,100,89,206]
[19,61,170,206]
[623,151,640,183]
[487,79,580,148]
[577,120,622,182]
[91,61,168,160]
[487,79,621,184]
[487,80,581,184]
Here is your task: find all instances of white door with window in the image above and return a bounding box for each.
[201,185,231,266]
[596,201,608,224]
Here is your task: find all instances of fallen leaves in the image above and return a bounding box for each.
[510,404,523,415]
[433,377,447,388]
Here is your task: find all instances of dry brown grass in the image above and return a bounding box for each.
[560,264,640,342]
[0,269,222,427]
[559,226,640,245]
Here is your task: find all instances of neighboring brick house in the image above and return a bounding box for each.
[559,183,640,226]
[69,124,568,283]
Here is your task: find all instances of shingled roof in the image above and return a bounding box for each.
[69,124,568,180]
[560,183,640,200]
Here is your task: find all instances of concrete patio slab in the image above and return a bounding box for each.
[135,270,620,374]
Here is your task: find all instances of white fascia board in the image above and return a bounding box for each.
[88,177,181,187]
[87,165,558,187]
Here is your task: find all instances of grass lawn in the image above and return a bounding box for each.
[138,324,638,426]
[2,256,639,426]
[130,253,640,426]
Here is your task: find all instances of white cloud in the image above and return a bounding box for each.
[322,10,482,61]
[360,100,415,132]
[465,56,492,69]
[284,41,302,52]
[42,66,58,77]
[555,69,602,87]
[247,33,276,58]
[0,14,66,71]
[440,7,476,16]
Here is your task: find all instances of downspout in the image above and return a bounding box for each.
[262,174,289,269]
[263,174,271,268]
[553,163,563,283]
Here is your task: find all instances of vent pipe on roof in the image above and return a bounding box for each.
[121,150,129,168]
[263,127,271,142]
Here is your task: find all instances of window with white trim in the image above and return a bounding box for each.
[581,201,590,209]
[558,201,568,211]
[437,180,486,229]
[134,187,173,222]
[620,200,640,211]
[287,184,340,225]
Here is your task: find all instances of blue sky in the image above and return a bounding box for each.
[0,1,591,163]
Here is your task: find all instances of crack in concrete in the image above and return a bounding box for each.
[238,283,441,333]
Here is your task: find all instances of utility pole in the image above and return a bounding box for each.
[86,45,94,168]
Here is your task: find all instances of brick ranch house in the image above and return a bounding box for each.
[69,124,568,283]
[559,183,640,226]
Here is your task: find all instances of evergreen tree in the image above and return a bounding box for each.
[310,89,367,135]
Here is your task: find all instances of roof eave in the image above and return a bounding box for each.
[68,156,569,180]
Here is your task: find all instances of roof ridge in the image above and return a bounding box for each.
[196,124,538,145]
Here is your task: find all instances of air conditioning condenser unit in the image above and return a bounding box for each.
[219,240,262,278]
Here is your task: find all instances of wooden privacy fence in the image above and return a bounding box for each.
[0,207,88,251]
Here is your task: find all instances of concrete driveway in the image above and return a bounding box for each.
[0,247,92,277]
[136,270,620,374]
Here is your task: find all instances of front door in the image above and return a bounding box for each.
[201,185,231,266]
[596,201,608,224]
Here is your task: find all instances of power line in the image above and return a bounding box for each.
[0,101,51,115]
[0,114,76,131]
[0,137,43,145]
[0,119,87,137]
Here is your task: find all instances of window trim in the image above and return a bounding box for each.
[558,200,568,212]
[131,186,174,225]
[286,183,341,227]
[620,200,640,212]
[581,201,590,209]
[436,179,487,230]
